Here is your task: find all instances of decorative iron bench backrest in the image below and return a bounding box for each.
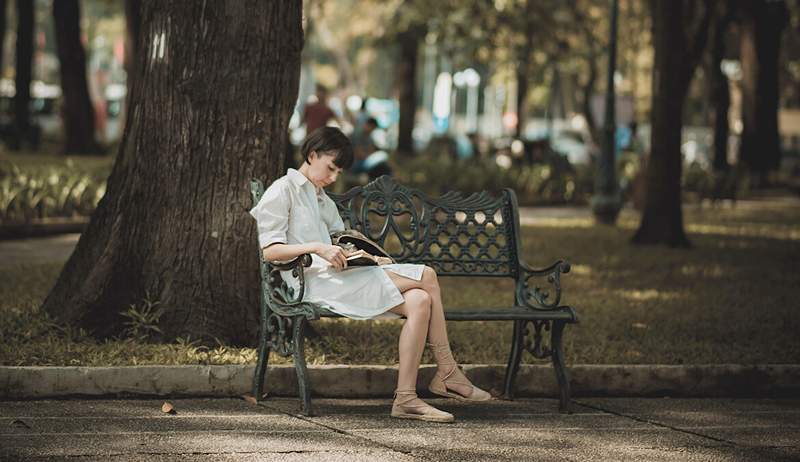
[327,176,521,278]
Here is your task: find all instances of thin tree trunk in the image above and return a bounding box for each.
[0,1,6,81]
[124,0,140,82]
[121,0,141,143]
[396,25,422,156]
[514,0,535,140]
[11,0,33,151]
[738,0,787,182]
[632,0,712,247]
[515,66,528,139]
[42,1,304,344]
[581,59,599,145]
[709,4,732,172]
[54,0,98,154]
[567,0,601,145]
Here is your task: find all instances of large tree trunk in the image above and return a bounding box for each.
[42,1,304,344]
[632,0,712,247]
[54,0,98,154]
[738,0,787,182]
[10,0,33,151]
[396,25,422,156]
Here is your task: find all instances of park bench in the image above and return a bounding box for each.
[249,176,577,416]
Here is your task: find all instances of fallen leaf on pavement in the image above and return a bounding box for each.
[161,402,176,414]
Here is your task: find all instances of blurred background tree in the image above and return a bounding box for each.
[53,0,98,154]
[9,0,33,151]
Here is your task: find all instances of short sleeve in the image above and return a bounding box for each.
[249,181,290,249]
[322,195,345,233]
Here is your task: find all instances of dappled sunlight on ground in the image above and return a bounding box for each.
[685,223,800,240]
[615,289,686,302]
[680,264,726,278]
[568,264,592,276]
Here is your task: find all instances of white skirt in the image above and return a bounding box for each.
[303,263,425,320]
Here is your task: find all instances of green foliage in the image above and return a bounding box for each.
[120,292,165,342]
[390,151,594,205]
[0,159,111,224]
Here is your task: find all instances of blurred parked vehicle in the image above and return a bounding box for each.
[524,118,599,166]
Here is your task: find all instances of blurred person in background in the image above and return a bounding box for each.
[303,84,339,134]
[350,117,391,179]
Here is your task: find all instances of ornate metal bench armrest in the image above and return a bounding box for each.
[516,259,571,310]
[261,253,315,316]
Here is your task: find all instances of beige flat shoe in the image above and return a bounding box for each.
[390,389,455,423]
[427,343,493,402]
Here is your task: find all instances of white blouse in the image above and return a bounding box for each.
[249,168,424,319]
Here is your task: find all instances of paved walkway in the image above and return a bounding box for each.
[0,233,80,269]
[1,397,798,461]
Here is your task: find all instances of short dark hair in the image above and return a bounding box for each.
[300,126,354,169]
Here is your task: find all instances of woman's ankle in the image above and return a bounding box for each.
[436,363,458,377]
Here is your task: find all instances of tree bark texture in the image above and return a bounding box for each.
[42,1,304,344]
[396,25,422,156]
[738,0,787,179]
[632,0,712,247]
[54,0,98,154]
[11,0,33,151]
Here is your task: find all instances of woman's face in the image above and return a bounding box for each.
[306,151,343,189]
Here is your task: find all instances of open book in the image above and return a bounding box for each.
[344,249,379,267]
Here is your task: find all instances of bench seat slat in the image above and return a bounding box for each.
[317,306,577,322]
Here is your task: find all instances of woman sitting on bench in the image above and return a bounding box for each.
[249,127,491,423]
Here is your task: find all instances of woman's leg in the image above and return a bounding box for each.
[384,267,482,398]
[386,287,454,421]
[387,288,431,391]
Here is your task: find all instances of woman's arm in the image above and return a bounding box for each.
[262,242,349,270]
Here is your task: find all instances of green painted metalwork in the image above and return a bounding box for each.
[250,176,578,415]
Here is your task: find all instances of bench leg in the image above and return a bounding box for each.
[252,308,271,402]
[503,320,525,399]
[551,321,572,413]
[292,316,313,416]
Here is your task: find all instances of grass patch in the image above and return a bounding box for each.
[1,198,799,366]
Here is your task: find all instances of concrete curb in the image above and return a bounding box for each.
[1,364,798,400]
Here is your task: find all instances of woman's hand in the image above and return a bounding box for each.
[315,244,348,270]
[375,256,393,265]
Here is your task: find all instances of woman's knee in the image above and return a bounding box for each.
[403,288,431,322]
[422,266,439,292]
